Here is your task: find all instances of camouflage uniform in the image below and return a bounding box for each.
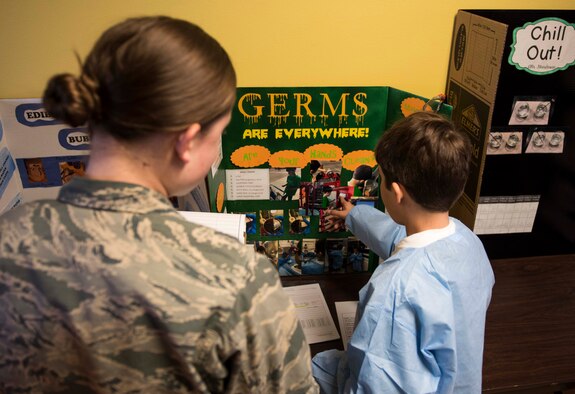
[0,178,318,394]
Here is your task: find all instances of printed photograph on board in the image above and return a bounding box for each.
[300,160,342,215]
[269,167,301,201]
[300,239,326,275]
[347,239,370,273]
[288,209,311,235]
[253,240,279,266]
[277,240,301,276]
[259,209,284,236]
[59,160,86,184]
[346,164,379,197]
[244,212,257,235]
[326,239,347,273]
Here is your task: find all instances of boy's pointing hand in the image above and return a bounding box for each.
[326,195,354,221]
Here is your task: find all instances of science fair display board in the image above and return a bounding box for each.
[446,10,575,258]
[206,86,451,276]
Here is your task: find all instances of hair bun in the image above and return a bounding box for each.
[43,73,99,127]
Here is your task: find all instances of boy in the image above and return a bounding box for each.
[312,111,494,393]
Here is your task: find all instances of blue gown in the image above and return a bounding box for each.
[312,205,495,393]
[348,252,364,272]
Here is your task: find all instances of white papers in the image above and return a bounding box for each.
[225,168,269,200]
[474,195,540,235]
[283,283,340,344]
[178,211,246,243]
[335,301,358,350]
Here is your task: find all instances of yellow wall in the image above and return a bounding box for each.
[1,0,573,99]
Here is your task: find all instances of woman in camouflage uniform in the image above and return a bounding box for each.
[0,16,318,394]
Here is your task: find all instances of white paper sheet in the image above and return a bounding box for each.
[225,168,269,200]
[335,301,359,350]
[178,211,246,243]
[283,283,340,344]
[474,195,540,235]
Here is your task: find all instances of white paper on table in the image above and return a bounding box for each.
[283,283,340,344]
[335,301,359,350]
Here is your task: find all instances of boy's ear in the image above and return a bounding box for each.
[391,182,405,204]
[175,123,202,163]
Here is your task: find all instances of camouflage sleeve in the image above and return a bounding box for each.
[194,250,319,394]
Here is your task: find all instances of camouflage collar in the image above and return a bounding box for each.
[58,177,176,214]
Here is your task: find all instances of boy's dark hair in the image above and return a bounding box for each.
[352,164,373,181]
[375,111,471,212]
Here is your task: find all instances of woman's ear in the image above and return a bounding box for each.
[391,182,404,204]
[175,123,202,163]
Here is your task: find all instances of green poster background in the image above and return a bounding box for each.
[206,86,451,271]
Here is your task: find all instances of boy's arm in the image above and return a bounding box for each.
[326,197,404,259]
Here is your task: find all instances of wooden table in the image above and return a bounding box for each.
[482,254,575,393]
[281,254,575,393]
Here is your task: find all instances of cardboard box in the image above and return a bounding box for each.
[446,10,575,258]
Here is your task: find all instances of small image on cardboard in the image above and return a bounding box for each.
[254,240,279,266]
[288,209,311,235]
[326,239,347,273]
[59,160,86,184]
[308,160,342,184]
[508,97,554,126]
[347,239,370,272]
[300,239,326,275]
[525,131,565,154]
[277,240,301,276]
[300,160,343,215]
[24,158,48,183]
[269,167,301,201]
[259,209,284,236]
[347,164,379,197]
[244,212,257,235]
[487,131,522,155]
[317,187,377,232]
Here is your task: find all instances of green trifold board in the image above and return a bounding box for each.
[206,86,451,273]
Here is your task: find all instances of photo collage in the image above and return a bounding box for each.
[253,237,371,276]
[243,159,380,276]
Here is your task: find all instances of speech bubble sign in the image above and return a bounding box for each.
[303,143,344,162]
[268,150,307,168]
[509,17,575,75]
[341,150,376,171]
[230,145,270,168]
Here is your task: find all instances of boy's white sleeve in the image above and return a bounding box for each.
[345,205,405,259]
